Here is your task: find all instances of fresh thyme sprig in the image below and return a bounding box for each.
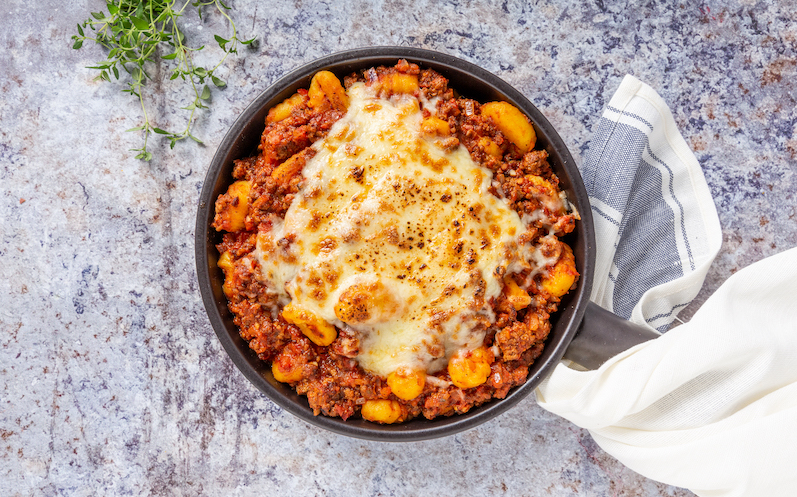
[72,0,256,160]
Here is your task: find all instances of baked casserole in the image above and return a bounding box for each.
[212,60,578,423]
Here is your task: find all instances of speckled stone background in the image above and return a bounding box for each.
[2,0,795,495]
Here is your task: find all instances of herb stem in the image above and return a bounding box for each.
[71,0,255,160]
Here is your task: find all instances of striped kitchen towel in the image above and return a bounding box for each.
[581,75,721,331]
[537,76,797,497]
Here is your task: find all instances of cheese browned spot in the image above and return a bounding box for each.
[255,83,546,377]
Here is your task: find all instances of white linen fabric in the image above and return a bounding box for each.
[536,75,797,496]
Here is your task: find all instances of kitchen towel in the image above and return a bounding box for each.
[536,75,797,497]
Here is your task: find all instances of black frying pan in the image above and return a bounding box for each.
[195,47,657,441]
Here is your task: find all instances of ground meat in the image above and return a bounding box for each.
[420,358,531,419]
[344,60,420,92]
[519,149,555,178]
[216,231,256,258]
[297,353,391,420]
[232,156,258,180]
[419,68,454,100]
[229,300,291,360]
[330,327,359,358]
[247,149,316,222]
[259,108,344,165]
[495,309,551,361]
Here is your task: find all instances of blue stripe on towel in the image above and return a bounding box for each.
[646,144,696,271]
[582,116,689,322]
[592,205,621,227]
[607,105,655,130]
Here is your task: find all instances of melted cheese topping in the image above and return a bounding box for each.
[255,83,539,377]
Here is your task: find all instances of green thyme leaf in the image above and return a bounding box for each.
[131,16,149,30]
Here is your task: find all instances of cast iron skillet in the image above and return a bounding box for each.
[195,47,657,441]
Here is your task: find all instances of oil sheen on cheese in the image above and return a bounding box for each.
[255,83,540,377]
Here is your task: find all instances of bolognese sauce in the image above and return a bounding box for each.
[212,60,578,423]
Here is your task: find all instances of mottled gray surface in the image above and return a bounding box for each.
[2,0,795,495]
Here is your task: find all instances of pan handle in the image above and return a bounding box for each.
[562,301,660,370]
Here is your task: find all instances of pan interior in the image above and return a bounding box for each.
[195,47,595,441]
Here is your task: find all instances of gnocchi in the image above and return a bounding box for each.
[308,71,348,111]
[334,282,399,325]
[272,345,305,383]
[217,251,234,298]
[361,399,403,424]
[387,368,426,400]
[504,278,532,310]
[421,116,451,136]
[271,151,306,184]
[213,180,250,232]
[541,244,578,298]
[267,91,308,123]
[481,101,537,154]
[448,347,493,389]
[379,73,419,95]
[281,302,338,346]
